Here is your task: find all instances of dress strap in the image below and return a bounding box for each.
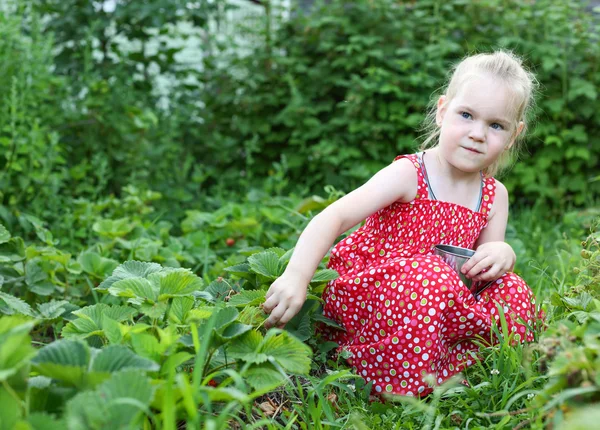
[393,153,429,200]
[479,177,497,216]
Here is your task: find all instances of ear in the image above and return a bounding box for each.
[507,121,524,150]
[435,95,447,126]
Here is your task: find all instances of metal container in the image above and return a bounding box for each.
[433,244,475,289]
[433,244,494,299]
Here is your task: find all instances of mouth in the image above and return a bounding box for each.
[462,147,483,154]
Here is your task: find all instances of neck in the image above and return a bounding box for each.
[426,147,481,184]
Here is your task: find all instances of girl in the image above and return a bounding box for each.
[262,50,540,398]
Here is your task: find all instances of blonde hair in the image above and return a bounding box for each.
[419,50,538,177]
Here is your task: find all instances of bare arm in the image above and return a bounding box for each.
[263,157,418,328]
[463,180,516,282]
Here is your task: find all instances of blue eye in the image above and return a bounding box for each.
[461,112,472,119]
[491,123,504,130]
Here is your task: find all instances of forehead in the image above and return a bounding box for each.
[450,74,517,120]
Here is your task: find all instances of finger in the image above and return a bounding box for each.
[262,294,279,313]
[276,306,299,329]
[264,303,287,329]
[465,256,493,278]
[473,264,501,282]
[461,252,487,274]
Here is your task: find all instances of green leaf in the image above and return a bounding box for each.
[102,315,123,344]
[36,300,70,319]
[108,277,158,304]
[139,302,168,319]
[31,339,89,387]
[65,370,155,430]
[248,251,283,279]
[150,268,204,300]
[0,237,25,263]
[62,304,137,339]
[224,263,251,277]
[262,330,312,374]
[0,316,36,381]
[227,330,268,364]
[0,224,10,245]
[130,333,162,362]
[160,351,193,377]
[228,290,265,307]
[310,269,339,284]
[79,252,119,279]
[92,218,136,239]
[27,412,66,430]
[244,362,287,391]
[218,322,253,341]
[98,260,163,291]
[214,307,239,331]
[90,345,159,373]
[0,386,20,429]
[0,291,34,316]
[169,297,194,324]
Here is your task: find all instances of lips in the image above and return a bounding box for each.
[462,147,482,154]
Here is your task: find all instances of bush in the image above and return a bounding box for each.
[199,0,600,207]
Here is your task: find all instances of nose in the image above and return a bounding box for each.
[469,122,486,142]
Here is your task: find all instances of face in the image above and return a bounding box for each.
[435,73,524,173]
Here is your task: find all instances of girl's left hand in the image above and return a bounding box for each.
[461,241,516,283]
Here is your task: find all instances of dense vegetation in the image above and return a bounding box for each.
[0,0,598,428]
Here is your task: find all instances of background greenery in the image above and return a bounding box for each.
[0,0,598,428]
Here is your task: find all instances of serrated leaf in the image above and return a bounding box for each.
[90,345,159,373]
[218,322,253,340]
[160,351,193,377]
[0,224,10,245]
[0,316,36,381]
[204,278,233,301]
[79,252,119,279]
[248,251,283,279]
[0,291,34,316]
[227,330,268,364]
[224,263,251,276]
[36,300,70,319]
[285,311,312,342]
[98,260,163,291]
[108,277,158,303]
[62,304,136,339]
[65,370,154,429]
[169,297,194,325]
[139,302,168,319]
[310,269,339,284]
[264,247,286,257]
[228,290,265,307]
[27,412,66,430]
[262,330,312,374]
[130,333,162,362]
[150,268,204,300]
[214,307,239,331]
[0,237,25,263]
[244,362,287,391]
[31,340,89,387]
[102,315,123,344]
[279,247,295,265]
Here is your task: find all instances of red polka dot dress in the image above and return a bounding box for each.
[321,153,539,397]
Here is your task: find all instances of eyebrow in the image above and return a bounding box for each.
[455,105,511,126]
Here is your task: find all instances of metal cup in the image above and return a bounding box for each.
[433,244,494,299]
[433,244,475,289]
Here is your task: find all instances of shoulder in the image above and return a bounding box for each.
[389,155,419,202]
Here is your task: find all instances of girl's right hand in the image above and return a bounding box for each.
[262,270,308,329]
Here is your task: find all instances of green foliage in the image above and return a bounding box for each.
[200,0,600,206]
